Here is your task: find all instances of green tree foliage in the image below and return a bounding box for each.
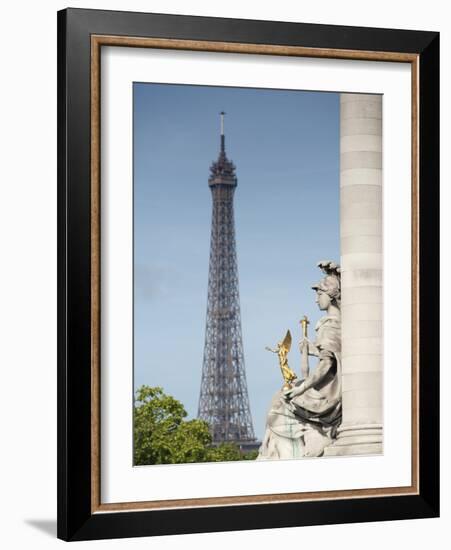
[133,385,257,465]
[134,385,211,465]
[243,449,259,460]
[206,443,258,462]
[207,442,242,462]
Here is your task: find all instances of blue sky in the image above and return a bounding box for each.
[133,83,339,440]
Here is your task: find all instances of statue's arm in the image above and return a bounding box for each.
[299,339,319,356]
[301,354,333,392]
[307,341,320,357]
[286,351,333,397]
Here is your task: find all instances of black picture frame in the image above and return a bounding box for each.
[57,7,439,542]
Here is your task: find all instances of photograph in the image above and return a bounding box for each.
[55,7,439,541]
[0,0,444,546]
[132,83,382,465]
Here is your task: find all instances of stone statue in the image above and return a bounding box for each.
[257,261,342,459]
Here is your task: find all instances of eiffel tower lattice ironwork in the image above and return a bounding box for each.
[198,113,257,446]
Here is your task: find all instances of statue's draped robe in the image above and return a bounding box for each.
[258,316,342,459]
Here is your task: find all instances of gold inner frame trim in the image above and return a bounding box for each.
[90,34,420,514]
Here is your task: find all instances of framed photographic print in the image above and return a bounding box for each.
[57,7,439,541]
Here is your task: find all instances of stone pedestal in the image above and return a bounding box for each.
[324,93,383,456]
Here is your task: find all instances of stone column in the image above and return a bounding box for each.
[325,93,383,456]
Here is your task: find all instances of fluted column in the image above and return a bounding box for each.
[325,93,383,456]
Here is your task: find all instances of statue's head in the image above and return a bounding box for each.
[312,260,341,310]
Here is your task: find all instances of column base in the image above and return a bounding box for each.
[323,424,383,456]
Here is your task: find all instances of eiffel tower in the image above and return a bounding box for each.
[198,113,258,449]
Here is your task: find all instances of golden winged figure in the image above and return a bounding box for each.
[265,330,297,390]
